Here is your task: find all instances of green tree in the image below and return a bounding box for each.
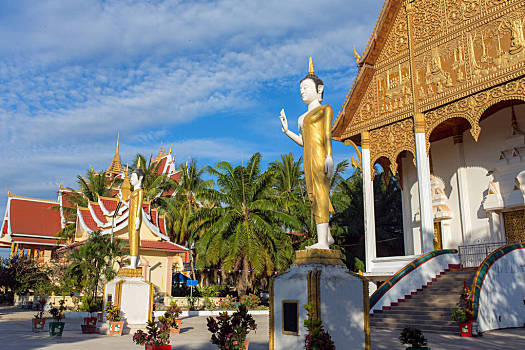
[159,159,213,244]
[193,153,299,295]
[66,231,127,306]
[0,256,53,302]
[56,169,120,241]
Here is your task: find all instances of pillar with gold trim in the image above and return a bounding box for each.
[270,249,370,350]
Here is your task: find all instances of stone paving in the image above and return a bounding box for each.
[2,306,525,349]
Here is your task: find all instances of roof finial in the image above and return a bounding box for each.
[308,56,315,75]
[169,145,172,155]
[116,132,120,154]
[353,45,361,64]
[137,160,142,169]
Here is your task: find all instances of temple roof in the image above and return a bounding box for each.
[332,0,401,142]
[0,192,63,246]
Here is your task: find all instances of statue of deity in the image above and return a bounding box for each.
[279,57,335,250]
[127,164,145,269]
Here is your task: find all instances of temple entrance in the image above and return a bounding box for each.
[503,210,525,242]
[433,222,443,250]
[373,162,405,257]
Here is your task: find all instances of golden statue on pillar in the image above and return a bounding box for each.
[279,57,335,250]
[127,162,145,269]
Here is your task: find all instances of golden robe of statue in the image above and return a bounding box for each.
[128,188,144,257]
[302,104,334,224]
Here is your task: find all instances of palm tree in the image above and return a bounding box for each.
[159,159,213,244]
[131,154,176,202]
[56,170,119,242]
[192,153,300,295]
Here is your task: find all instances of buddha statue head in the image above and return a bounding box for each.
[300,57,324,104]
[131,167,145,189]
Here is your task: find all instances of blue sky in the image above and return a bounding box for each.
[0,0,385,239]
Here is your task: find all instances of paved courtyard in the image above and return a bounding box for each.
[1,307,525,349]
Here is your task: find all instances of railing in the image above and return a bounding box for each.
[458,241,519,268]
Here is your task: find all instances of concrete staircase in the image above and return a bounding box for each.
[370,268,477,334]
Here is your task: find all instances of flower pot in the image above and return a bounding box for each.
[81,324,98,334]
[144,345,171,350]
[242,340,249,349]
[83,317,97,326]
[32,318,46,332]
[459,321,472,337]
[169,320,182,334]
[108,321,124,336]
[49,321,65,336]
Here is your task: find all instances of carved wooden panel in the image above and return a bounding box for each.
[503,209,525,242]
[412,0,445,46]
[352,76,378,126]
[369,118,415,174]
[424,75,525,152]
[377,60,412,118]
[376,5,409,65]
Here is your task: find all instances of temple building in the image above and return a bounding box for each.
[332,0,525,283]
[1,140,188,296]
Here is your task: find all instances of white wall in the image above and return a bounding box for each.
[477,248,525,332]
[400,104,525,250]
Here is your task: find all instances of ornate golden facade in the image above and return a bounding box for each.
[333,0,525,172]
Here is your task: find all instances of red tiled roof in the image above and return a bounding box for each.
[158,216,166,236]
[99,197,118,212]
[61,191,77,209]
[170,172,182,183]
[2,220,7,237]
[142,203,150,216]
[150,209,158,226]
[90,202,108,224]
[155,158,167,176]
[78,208,99,231]
[9,198,62,238]
[125,239,187,252]
[11,236,63,246]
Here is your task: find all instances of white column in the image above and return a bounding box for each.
[361,131,376,272]
[414,113,434,253]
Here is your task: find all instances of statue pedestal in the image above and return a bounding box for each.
[104,268,154,332]
[270,249,370,350]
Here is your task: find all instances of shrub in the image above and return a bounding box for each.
[240,294,260,310]
[132,316,170,346]
[216,295,237,310]
[207,304,256,350]
[304,304,335,350]
[104,301,121,322]
[49,299,66,322]
[33,297,47,319]
[158,303,182,330]
[399,327,428,348]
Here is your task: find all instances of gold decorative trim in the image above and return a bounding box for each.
[307,269,321,321]
[295,249,345,266]
[281,300,299,336]
[117,267,143,277]
[361,131,370,149]
[147,281,154,322]
[115,280,125,310]
[414,113,425,133]
[269,278,274,350]
[362,278,371,350]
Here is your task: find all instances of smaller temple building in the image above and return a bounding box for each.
[1,141,189,296]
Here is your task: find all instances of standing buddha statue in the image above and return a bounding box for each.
[127,163,145,269]
[279,57,335,250]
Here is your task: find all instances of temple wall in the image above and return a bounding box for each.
[400,104,525,252]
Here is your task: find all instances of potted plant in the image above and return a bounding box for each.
[49,300,66,337]
[399,327,430,350]
[81,297,99,333]
[32,297,47,332]
[132,315,171,350]
[304,304,335,350]
[105,301,124,336]
[451,283,473,337]
[207,304,257,350]
[158,302,182,334]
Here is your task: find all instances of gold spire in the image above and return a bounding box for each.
[121,164,131,200]
[107,135,125,175]
[137,160,142,169]
[353,45,361,64]
[168,145,172,155]
[308,56,315,75]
